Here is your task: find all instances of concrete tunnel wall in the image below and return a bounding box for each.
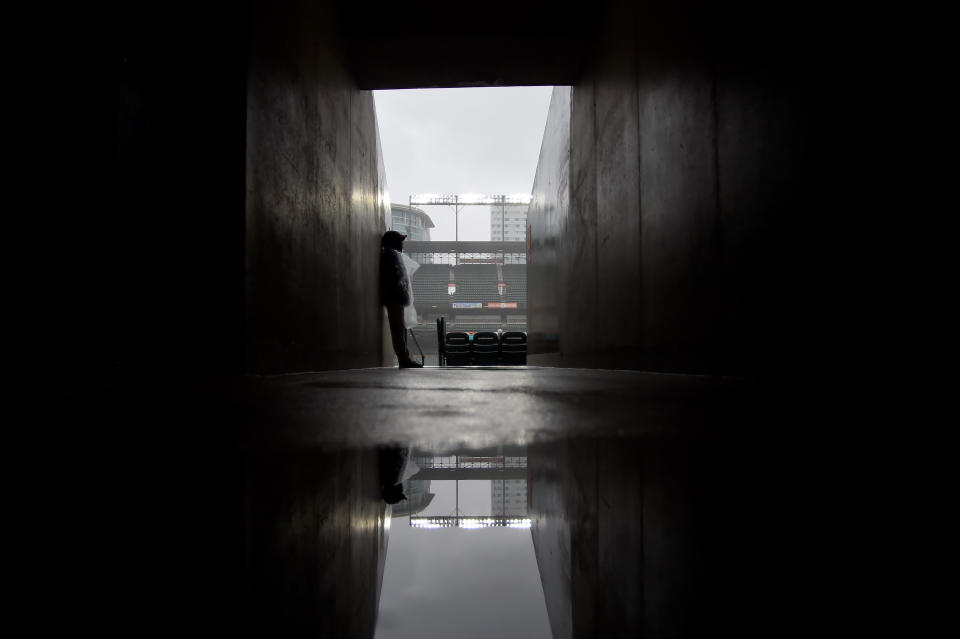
[70,0,389,379]
[243,448,389,638]
[63,3,251,378]
[528,0,837,376]
[245,0,390,374]
[525,3,848,638]
[527,423,808,639]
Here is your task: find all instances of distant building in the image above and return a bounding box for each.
[490,203,528,242]
[390,203,434,241]
[491,479,528,516]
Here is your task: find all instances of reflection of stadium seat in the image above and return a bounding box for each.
[472,331,500,364]
[444,331,471,365]
[500,331,527,365]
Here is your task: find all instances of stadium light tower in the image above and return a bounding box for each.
[409,516,532,529]
[408,193,532,265]
[407,451,531,529]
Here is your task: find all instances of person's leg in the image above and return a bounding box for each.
[385,303,412,364]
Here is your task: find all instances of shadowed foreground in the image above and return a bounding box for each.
[66,366,838,638]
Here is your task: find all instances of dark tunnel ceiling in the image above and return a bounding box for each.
[335,0,600,89]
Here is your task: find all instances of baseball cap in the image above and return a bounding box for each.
[382,230,407,248]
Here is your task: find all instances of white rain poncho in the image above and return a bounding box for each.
[401,253,420,329]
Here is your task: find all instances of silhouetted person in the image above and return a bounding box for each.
[380,230,423,368]
[377,445,409,504]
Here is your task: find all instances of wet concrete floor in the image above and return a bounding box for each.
[69,366,827,638]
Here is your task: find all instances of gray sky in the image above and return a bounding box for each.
[374,87,554,241]
[375,480,552,639]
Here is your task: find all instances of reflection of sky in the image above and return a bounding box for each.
[376,480,551,639]
[422,480,490,516]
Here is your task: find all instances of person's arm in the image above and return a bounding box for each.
[384,249,410,306]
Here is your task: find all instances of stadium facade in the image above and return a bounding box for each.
[405,240,527,332]
[389,203,434,241]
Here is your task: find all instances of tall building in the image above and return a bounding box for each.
[490,203,528,242]
[390,203,434,241]
[491,479,528,516]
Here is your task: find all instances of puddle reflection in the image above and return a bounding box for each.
[376,444,550,639]
[241,404,796,638]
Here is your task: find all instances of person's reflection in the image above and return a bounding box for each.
[377,445,409,504]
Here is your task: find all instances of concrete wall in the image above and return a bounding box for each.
[336,0,595,89]
[243,448,389,637]
[63,0,388,380]
[527,87,570,358]
[79,384,390,638]
[245,0,388,373]
[529,426,811,639]
[57,3,250,379]
[528,1,835,376]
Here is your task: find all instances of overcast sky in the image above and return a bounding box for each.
[374,87,555,242]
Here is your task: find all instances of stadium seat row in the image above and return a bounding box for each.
[443,330,527,366]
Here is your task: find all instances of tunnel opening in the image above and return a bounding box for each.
[374,87,557,368]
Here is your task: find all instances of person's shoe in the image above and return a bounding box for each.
[398,359,423,368]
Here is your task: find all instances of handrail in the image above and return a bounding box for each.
[407,328,425,366]
[436,316,446,366]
